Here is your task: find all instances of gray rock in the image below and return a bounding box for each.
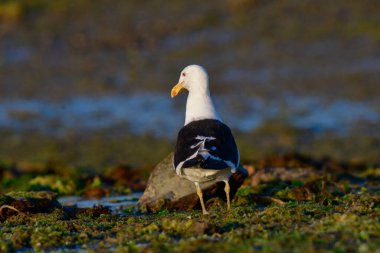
[138,153,248,213]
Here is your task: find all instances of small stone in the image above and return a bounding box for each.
[106,165,146,191]
[288,177,345,201]
[83,187,110,199]
[187,220,216,235]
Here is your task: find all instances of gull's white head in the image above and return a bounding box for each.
[171,65,209,97]
[170,64,220,125]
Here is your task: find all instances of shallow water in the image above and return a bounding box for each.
[58,193,142,214]
[0,93,378,137]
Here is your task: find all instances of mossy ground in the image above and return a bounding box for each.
[0,191,379,252]
[1,155,379,252]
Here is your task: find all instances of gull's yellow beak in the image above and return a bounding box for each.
[171,81,184,98]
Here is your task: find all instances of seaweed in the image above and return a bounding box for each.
[0,155,379,252]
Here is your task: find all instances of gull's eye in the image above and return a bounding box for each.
[182,73,186,77]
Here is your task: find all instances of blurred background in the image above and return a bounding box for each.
[0,0,379,171]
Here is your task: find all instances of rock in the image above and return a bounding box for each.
[83,187,110,199]
[106,165,146,191]
[233,194,286,206]
[0,192,62,220]
[73,205,111,217]
[287,177,345,201]
[138,153,248,213]
[250,166,323,187]
[0,191,112,220]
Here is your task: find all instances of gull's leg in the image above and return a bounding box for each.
[223,180,231,211]
[195,182,209,215]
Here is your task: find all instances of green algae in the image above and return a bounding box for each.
[1,157,379,252]
[6,190,57,200]
[0,197,378,252]
[29,175,77,195]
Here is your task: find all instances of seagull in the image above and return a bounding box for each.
[171,64,240,215]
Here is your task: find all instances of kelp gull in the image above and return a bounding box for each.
[171,64,240,214]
